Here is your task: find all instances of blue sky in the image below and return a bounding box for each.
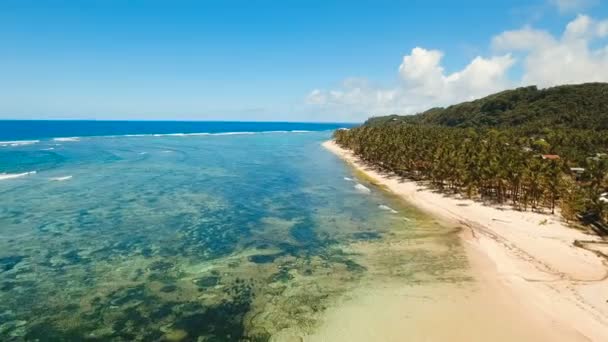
[1,0,607,122]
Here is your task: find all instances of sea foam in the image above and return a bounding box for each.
[50,175,73,181]
[119,130,312,138]
[211,132,256,136]
[0,140,40,147]
[0,171,36,180]
[378,204,398,213]
[354,183,371,194]
[53,137,80,142]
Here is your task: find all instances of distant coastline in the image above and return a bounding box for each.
[323,139,608,341]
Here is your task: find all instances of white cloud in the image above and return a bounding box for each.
[493,14,608,87]
[549,0,596,13]
[492,27,557,50]
[307,14,608,121]
[306,48,514,120]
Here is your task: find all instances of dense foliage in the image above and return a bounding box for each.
[335,84,608,225]
[365,83,608,131]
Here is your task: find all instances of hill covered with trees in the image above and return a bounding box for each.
[365,83,608,131]
[335,83,608,227]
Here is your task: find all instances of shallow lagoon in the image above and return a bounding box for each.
[0,131,469,341]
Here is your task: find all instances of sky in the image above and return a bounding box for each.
[1,0,607,122]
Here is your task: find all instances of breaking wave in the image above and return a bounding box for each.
[53,137,80,142]
[378,204,398,213]
[122,130,313,138]
[0,140,40,147]
[0,130,317,148]
[50,175,73,181]
[354,183,371,194]
[0,171,36,180]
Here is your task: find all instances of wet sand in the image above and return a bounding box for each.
[320,140,608,342]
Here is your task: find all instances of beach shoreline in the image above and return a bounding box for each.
[321,139,608,341]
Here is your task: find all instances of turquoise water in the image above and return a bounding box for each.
[0,130,467,341]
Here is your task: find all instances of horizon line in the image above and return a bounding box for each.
[0,118,362,124]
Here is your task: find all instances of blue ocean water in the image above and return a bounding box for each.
[0,120,353,141]
[0,122,467,340]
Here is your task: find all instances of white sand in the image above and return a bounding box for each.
[316,140,608,342]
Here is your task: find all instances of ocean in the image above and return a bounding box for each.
[0,121,468,340]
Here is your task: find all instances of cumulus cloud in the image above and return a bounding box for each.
[306,48,514,119]
[493,14,608,87]
[306,14,608,121]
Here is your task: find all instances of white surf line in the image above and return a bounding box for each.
[113,130,316,138]
[354,183,371,194]
[50,175,73,181]
[0,171,37,180]
[0,140,40,147]
[378,204,398,213]
[53,137,80,142]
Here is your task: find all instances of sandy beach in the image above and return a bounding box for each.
[318,140,608,342]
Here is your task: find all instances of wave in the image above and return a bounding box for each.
[378,204,398,214]
[354,183,371,194]
[0,171,36,180]
[0,140,40,147]
[53,137,80,142]
[0,130,317,144]
[50,175,72,181]
[211,132,257,136]
[121,130,314,138]
[344,177,354,181]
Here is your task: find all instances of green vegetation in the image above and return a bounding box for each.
[335,83,608,227]
[366,83,608,131]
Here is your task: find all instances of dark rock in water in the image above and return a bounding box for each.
[160,284,177,293]
[140,247,153,257]
[248,253,283,264]
[194,276,220,288]
[108,285,147,306]
[62,250,83,264]
[148,260,173,271]
[342,259,366,273]
[271,267,294,283]
[352,231,381,240]
[0,256,24,272]
[149,303,176,320]
[290,219,317,244]
[172,281,254,341]
[1,281,16,291]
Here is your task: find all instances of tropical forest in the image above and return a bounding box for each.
[334,83,608,227]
